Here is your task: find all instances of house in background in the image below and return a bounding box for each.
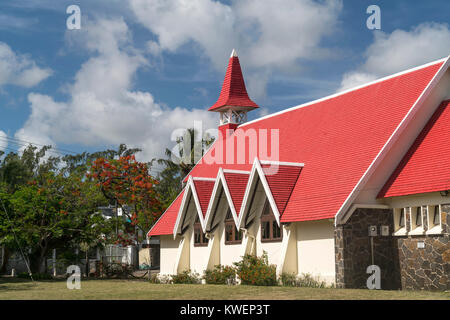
[148,50,450,290]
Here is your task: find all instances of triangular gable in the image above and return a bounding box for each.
[378,100,450,198]
[193,179,215,217]
[173,176,215,237]
[204,169,250,230]
[238,159,304,228]
[261,162,303,215]
[223,171,250,215]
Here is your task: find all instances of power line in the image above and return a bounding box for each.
[0,142,73,157]
[0,135,78,155]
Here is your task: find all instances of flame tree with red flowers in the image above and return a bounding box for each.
[89,154,163,243]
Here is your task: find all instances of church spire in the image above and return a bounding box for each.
[209,49,258,125]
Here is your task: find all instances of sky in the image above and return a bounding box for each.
[0,0,449,171]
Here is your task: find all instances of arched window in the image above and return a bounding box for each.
[194,215,208,247]
[224,209,242,245]
[261,201,282,242]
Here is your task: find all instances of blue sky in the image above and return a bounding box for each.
[0,0,449,164]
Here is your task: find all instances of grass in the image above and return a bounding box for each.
[0,278,448,300]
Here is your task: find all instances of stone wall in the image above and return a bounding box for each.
[396,206,449,290]
[335,206,450,291]
[335,208,401,289]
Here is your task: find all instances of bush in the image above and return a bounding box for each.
[103,262,134,278]
[280,272,327,288]
[233,252,277,286]
[204,265,236,285]
[17,272,53,280]
[149,273,160,284]
[280,272,297,287]
[296,273,327,288]
[171,270,201,284]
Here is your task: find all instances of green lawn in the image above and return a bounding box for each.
[0,278,448,300]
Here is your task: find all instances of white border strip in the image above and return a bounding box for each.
[334,55,450,225]
[173,177,214,237]
[192,177,217,181]
[222,169,251,174]
[259,160,305,167]
[241,57,448,128]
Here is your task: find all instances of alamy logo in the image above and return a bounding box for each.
[366,265,381,290]
[66,5,81,30]
[366,5,381,30]
[67,265,81,289]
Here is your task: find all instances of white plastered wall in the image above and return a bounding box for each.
[189,231,210,274]
[296,220,336,285]
[159,235,182,275]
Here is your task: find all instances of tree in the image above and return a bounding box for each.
[89,154,163,242]
[0,145,58,273]
[0,145,116,274]
[155,128,214,208]
[4,171,112,274]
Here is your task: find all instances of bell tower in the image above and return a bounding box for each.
[209,49,259,131]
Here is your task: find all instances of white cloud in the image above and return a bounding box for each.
[0,131,7,152]
[15,18,217,162]
[0,42,52,88]
[339,23,450,91]
[129,0,342,98]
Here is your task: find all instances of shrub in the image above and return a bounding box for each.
[204,265,236,285]
[171,270,201,284]
[296,273,327,288]
[149,273,160,284]
[158,274,172,284]
[233,252,277,286]
[280,272,328,288]
[17,272,53,280]
[280,272,297,287]
[102,262,134,278]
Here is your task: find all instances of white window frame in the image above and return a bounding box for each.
[393,208,407,236]
[409,206,425,235]
[426,205,443,235]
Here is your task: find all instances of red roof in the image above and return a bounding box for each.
[262,164,303,215]
[208,51,258,112]
[378,100,450,198]
[223,172,250,215]
[148,190,184,236]
[193,179,215,217]
[149,59,445,236]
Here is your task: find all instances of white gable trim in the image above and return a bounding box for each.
[204,168,251,230]
[173,176,209,238]
[259,160,305,167]
[192,177,216,181]
[203,170,223,230]
[335,55,450,225]
[222,169,251,174]
[237,158,282,228]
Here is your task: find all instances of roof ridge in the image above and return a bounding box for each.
[241,56,449,128]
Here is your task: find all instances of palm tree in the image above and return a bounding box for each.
[154,128,215,207]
